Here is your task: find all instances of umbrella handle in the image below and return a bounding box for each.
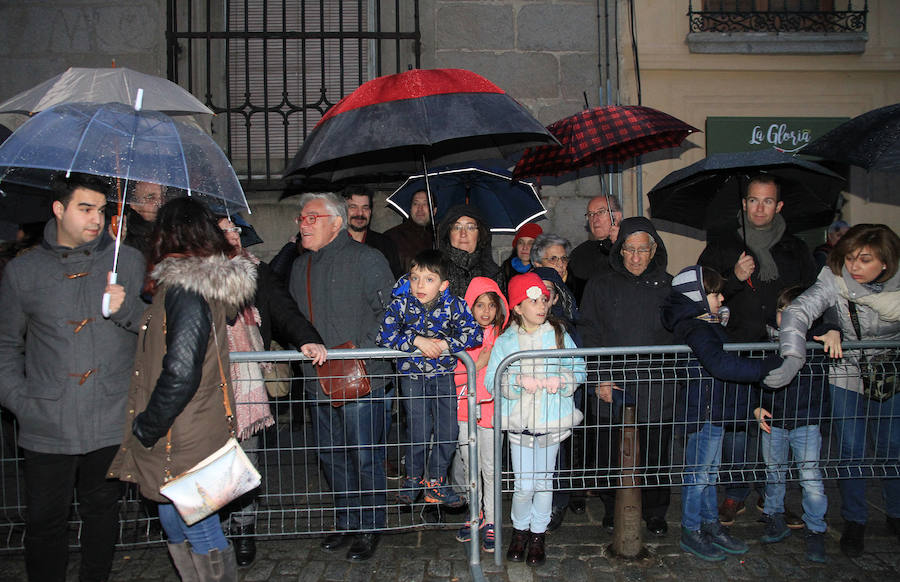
[101,272,117,318]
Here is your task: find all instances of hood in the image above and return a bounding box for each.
[152,253,256,311]
[661,265,710,332]
[464,276,509,328]
[609,217,668,277]
[437,204,493,254]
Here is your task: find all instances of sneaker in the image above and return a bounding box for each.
[423,477,466,508]
[397,476,423,505]
[718,498,746,526]
[455,518,482,542]
[481,523,495,553]
[701,521,749,555]
[840,521,865,558]
[805,531,826,563]
[680,527,726,561]
[760,513,791,544]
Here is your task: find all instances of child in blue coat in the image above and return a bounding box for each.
[661,265,782,562]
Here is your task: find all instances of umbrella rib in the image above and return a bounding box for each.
[66,106,109,178]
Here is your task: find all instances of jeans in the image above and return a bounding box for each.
[681,422,724,531]
[158,502,229,554]
[761,424,827,532]
[829,384,900,523]
[23,445,121,582]
[509,441,561,533]
[720,428,762,502]
[400,374,458,481]
[312,391,386,530]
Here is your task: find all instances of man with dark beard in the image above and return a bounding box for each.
[343,188,403,279]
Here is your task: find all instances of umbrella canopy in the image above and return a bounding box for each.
[801,103,900,172]
[512,105,699,180]
[387,164,546,233]
[648,149,845,234]
[284,68,558,185]
[0,67,213,118]
[0,101,248,214]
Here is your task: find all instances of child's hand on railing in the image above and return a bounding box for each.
[542,376,562,394]
[519,375,540,394]
[754,406,772,434]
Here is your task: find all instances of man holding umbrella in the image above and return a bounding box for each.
[0,173,146,582]
[698,174,816,527]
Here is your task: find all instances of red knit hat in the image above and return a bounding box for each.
[512,223,543,247]
[507,272,550,310]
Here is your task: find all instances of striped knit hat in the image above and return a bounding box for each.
[671,265,712,315]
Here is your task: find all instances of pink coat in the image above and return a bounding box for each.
[455,277,509,428]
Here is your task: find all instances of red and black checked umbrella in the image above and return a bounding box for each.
[284,68,557,185]
[512,105,698,180]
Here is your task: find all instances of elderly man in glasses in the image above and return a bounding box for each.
[567,195,624,302]
[287,192,395,561]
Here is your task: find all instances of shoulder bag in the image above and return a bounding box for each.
[848,301,900,402]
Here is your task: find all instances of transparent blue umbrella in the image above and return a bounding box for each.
[0,98,249,314]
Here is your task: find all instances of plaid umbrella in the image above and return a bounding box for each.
[512,105,698,180]
[802,103,900,172]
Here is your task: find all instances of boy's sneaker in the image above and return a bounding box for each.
[805,531,827,563]
[760,513,791,544]
[481,523,496,553]
[701,521,749,554]
[423,477,466,508]
[718,498,745,526]
[397,476,423,505]
[455,518,483,542]
[680,527,726,562]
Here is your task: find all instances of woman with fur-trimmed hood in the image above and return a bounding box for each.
[437,205,502,298]
[108,198,256,581]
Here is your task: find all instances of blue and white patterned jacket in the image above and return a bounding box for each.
[376,275,482,377]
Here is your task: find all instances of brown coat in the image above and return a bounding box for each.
[108,254,256,503]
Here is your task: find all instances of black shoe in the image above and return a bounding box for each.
[320,532,350,551]
[546,505,567,532]
[840,521,865,558]
[568,498,586,515]
[233,534,256,566]
[526,532,546,567]
[645,516,668,536]
[506,528,529,562]
[887,516,900,539]
[602,514,615,534]
[347,533,379,561]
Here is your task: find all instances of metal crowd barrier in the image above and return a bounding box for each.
[489,340,900,564]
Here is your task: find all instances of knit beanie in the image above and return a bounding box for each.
[671,265,712,315]
[512,223,543,247]
[507,272,550,310]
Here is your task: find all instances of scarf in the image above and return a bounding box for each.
[510,256,530,274]
[738,211,786,282]
[834,269,900,322]
[226,251,274,440]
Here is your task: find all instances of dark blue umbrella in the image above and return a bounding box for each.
[387,164,546,233]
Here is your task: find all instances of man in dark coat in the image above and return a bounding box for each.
[568,194,623,303]
[343,187,403,279]
[578,217,675,537]
[697,174,816,527]
[384,189,435,273]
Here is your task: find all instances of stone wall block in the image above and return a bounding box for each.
[435,51,558,100]
[436,5,514,50]
[518,4,597,52]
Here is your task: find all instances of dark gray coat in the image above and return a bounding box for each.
[0,221,145,454]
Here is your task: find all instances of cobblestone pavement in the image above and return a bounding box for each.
[2,483,898,581]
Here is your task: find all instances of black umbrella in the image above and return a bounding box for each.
[801,103,900,171]
[648,149,845,234]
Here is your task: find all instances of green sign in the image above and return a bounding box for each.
[706,116,849,154]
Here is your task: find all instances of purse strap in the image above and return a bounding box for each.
[847,300,870,364]
[306,257,314,325]
[163,311,235,481]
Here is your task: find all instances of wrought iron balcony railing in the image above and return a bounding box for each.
[688,1,867,34]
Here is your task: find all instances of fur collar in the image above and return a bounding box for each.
[152,253,256,310]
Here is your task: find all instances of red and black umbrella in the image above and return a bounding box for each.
[283,68,557,185]
[512,105,699,180]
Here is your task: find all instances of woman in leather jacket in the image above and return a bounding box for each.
[109,198,256,581]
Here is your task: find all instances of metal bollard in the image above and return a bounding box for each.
[611,405,643,557]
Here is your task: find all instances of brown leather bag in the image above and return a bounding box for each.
[315,340,371,407]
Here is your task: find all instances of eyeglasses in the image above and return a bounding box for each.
[221,226,242,234]
[621,246,653,256]
[585,209,609,220]
[450,223,478,233]
[296,214,334,225]
[542,255,569,265]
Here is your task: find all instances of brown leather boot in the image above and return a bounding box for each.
[526,532,546,567]
[506,528,529,562]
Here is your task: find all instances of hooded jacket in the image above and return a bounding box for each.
[0,221,145,455]
[376,274,482,377]
[578,217,675,422]
[661,266,782,432]
[108,253,256,502]
[454,277,510,427]
[437,205,501,298]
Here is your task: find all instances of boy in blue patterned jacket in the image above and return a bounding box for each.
[377,249,482,507]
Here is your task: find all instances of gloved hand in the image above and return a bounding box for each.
[132,414,160,449]
[519,375,540,394]
[763,355,804,388]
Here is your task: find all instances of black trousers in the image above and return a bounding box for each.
[23,445,122,582]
